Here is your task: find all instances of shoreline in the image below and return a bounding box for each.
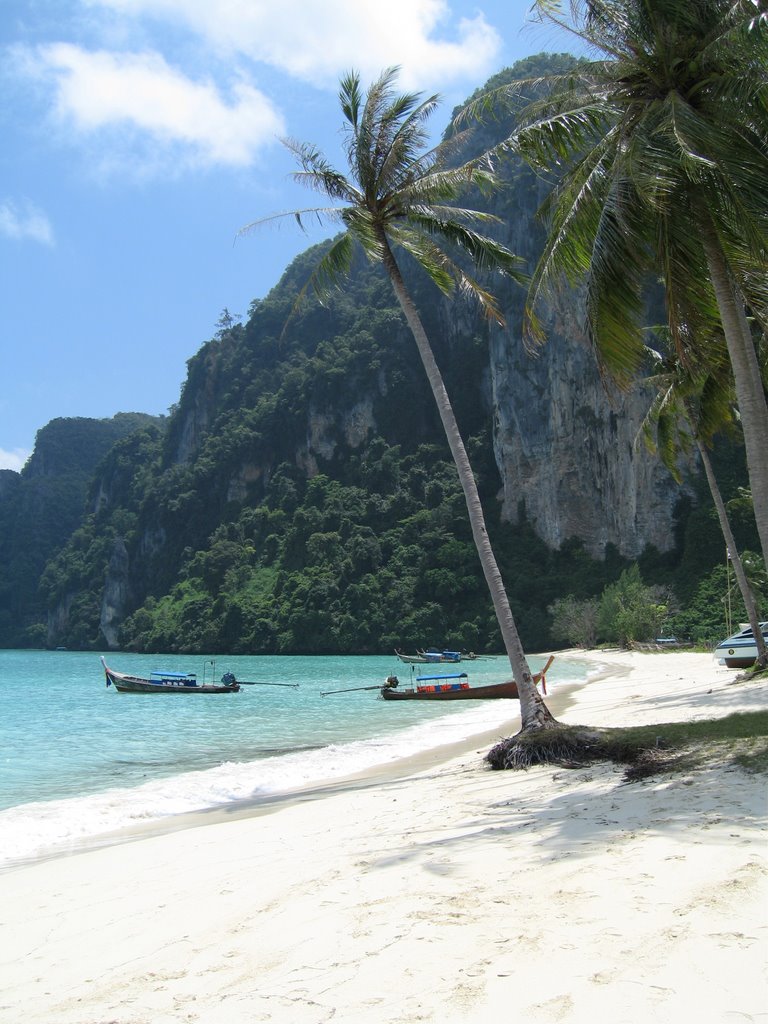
[0,651,591,873]
[1,648,766,1023]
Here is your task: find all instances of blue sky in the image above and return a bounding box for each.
[1,0,578,470]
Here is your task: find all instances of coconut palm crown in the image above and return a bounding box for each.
[501,0,768,564]
[242,67,556,730]
[250,69,526,319]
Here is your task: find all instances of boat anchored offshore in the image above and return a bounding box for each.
[394,649,463,664]
[101,657,241,694]
[380,655,554,701]
[714,622,768,668]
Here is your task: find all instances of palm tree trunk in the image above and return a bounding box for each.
[379,237,557,730]
[698,213,768,567]
[694,435,767,669]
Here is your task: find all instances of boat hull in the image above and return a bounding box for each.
[715,622,768,669]
[394,650,462,664]
[382,654,554,701]
[381,680,520,700]
[111,677,240,694]
[102,659,240,694]
[723,656,758,669]
[718,647,761,669]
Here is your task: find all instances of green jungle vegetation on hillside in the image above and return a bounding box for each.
[0,414,162,647]
[0,53,764,654]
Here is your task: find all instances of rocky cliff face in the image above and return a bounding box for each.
[99,538,131,649]
[30,55,709,653]
[489,308,685,559]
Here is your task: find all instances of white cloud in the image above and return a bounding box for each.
[0,448,31,472]
[27,43,285,170]
[0,199,55,246]
[83,0,501,89]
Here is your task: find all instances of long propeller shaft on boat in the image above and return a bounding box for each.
[235,680,300,688]
[321,683,383,696]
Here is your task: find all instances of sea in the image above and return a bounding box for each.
[0,649,590,871]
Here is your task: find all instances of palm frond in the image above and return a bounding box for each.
[514,99,613,169]
[532,0,630,61]
[390,228,514,324]
[405,211,527,283]
[584,179,655,385]
[246,65,527,350]
[387,227,455,295]
[339,70,364,131]
[304,231,356,299]
[515,0,768,406]
[523,132,616,346]
[238,205,348,238]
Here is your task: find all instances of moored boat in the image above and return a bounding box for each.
[394,650,429,664]
[101,657,241,694]
[381,655,554,701]
[394,648,464,664]
[714,623,768,668]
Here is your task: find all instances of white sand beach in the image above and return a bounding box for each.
[0,649,766,1024]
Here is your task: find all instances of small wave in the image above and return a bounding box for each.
[0,701,516,870]
[0,655,589,871]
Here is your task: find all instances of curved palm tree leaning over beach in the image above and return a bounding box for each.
[490,0,768,565]
[241,67,557,732]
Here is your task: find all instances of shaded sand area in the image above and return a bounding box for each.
[0,650,766,1024]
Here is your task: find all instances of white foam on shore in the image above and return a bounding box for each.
[0,696,530,869]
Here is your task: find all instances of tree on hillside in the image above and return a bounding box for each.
[640,341,768,667]
[242,67,557,731]
[496,0,768,565]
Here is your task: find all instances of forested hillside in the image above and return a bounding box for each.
[1,54,761,653]
[0,414,162,646]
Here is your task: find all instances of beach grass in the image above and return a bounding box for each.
[486,708,768,778]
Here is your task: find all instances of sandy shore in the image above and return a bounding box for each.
[1,650,766,1024]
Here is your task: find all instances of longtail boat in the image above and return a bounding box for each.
[395,648,462,664]
[101,657,241,694]
[380,655,554,701]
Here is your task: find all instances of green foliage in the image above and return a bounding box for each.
[548,595,599,648]
[1,52,759,655]
[671,555,768,647]
[597,565,670,647]
[0,414,163,647]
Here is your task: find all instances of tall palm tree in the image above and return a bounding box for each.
[242,68,557,730]
[505,0,768,565]
[640,342,768,668]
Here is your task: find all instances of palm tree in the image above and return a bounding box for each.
[640,341,768,668]
[242,68,556,730]
[504,0,768,565]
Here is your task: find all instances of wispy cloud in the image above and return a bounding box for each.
[83,0,502,89]
[0,199,55,246]
[0,448,31,472]
[8,1,500,179]
[21,43,285,173]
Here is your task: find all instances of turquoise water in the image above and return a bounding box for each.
[0,649,587,868]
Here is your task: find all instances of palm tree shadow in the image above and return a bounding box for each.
[368,758,765,875]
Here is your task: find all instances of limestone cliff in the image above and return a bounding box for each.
[490,311,684,559]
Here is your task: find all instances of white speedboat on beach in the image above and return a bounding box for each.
[714,622,768,668]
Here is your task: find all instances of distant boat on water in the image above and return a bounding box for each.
[394,648,473,664]
[101,657,241,694]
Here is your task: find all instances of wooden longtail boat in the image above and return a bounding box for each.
[380,656,554,701]
[394,649,462,664]
[101,657,241,694]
